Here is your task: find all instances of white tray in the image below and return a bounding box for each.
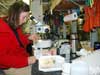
[39,55,65,72]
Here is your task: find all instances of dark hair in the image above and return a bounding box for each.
[7,1,30,29]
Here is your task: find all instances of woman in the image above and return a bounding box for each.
[0,1,38,75]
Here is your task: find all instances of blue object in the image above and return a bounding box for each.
[94,42,100,50]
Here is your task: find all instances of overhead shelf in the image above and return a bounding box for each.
[50,0,85,11]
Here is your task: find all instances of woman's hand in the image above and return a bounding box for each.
[28,34,40,42]
[28,56,37,65]
[49,48,57,55]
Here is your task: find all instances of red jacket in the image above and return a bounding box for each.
[0,18,30,68]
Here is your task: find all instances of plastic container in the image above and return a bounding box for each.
[39,55,65,72]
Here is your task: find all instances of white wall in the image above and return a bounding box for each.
[30,0,43,23]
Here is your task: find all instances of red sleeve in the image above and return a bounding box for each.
[17,28,32,47]
[0,34,28,68]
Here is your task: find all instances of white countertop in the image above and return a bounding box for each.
[73,50,100,75]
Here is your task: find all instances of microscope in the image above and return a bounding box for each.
[30,15,53,58]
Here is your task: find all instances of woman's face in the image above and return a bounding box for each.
[19,12,30,25]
